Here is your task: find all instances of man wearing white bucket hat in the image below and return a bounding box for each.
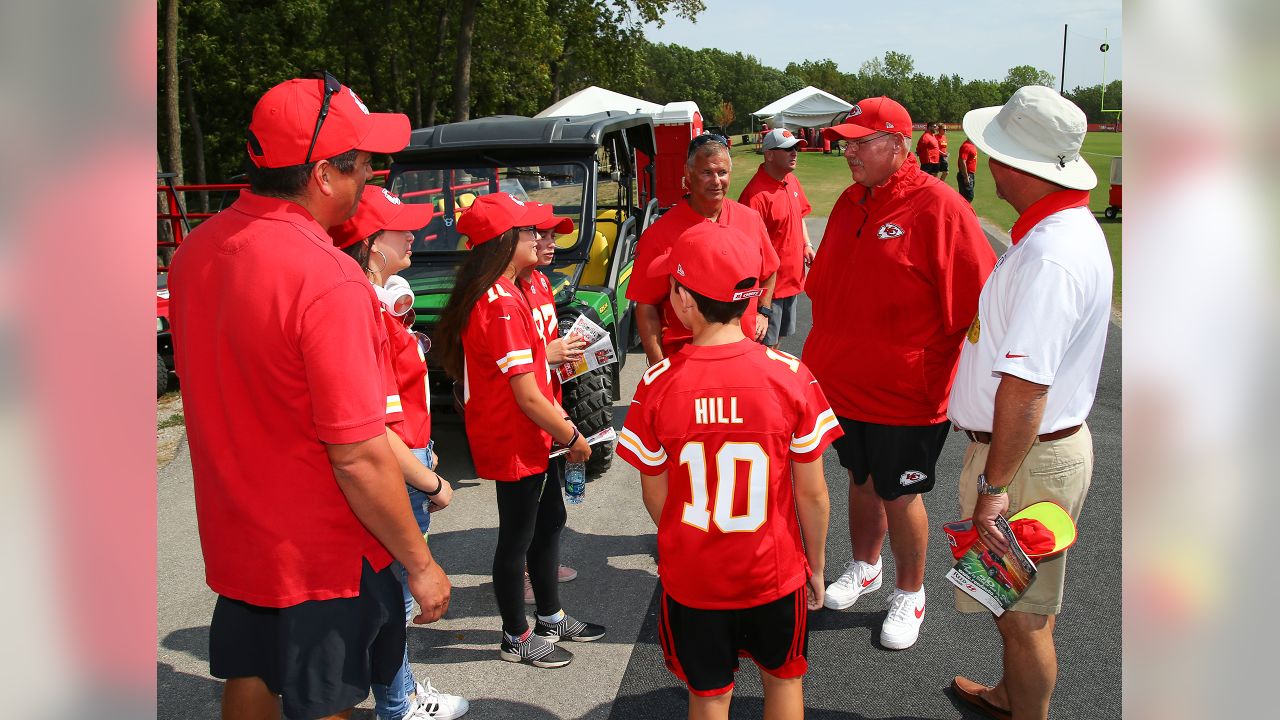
[947,86,1113,719]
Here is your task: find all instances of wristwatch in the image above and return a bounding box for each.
[758,305,774,318]
[977,473,1008,496]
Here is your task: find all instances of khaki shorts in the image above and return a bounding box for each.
[954,423,1093,615]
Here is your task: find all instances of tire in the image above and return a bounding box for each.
[562,366,614,478]
[157,353,169,398]
[1104,206,1118,220]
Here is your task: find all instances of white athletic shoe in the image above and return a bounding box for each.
[880,588,926,650]
[408,680,469,719]
[823,558,883,610]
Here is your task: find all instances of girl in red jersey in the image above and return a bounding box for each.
[331,186,468,720]
[436,193,605,669]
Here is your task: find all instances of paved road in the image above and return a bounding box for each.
[158,219,1121,718]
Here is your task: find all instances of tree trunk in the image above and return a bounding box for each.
[163,0,184,197]
[183,68,208,213]
[453,0,478,121]
[425,3,448,125]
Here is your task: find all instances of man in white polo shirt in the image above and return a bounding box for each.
[946,86,1113,720]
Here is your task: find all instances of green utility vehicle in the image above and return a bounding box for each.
[387,112,662,476]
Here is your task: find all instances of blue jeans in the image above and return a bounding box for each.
[372,442,435,720]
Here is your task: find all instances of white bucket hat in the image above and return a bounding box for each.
[962,86,1097,190]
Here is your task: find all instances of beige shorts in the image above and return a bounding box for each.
[954,423,1093,615]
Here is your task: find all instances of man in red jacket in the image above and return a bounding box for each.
[806,97,995,651]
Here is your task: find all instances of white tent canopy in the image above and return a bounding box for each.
[752,86,852,129]
[535,85,662,118]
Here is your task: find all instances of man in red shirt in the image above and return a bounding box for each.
[169,74,450,720]
[807,96,995,651]
[957,138,979,202]
[618,223,841,719]
[626,134,779,363]
[738,128,815,348]
[916,121,942,176]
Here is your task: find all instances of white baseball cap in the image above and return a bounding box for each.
[762,128,800,151]
[962,86,1097,190]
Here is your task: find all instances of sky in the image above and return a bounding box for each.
[643,1,1122,95]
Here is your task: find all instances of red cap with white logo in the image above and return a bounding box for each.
[648,223,764,302]
[823,96,913,141]
[329,186,434,249]
[456,193,549,248]
[247,76,410,168]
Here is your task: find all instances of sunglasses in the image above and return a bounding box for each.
[304,70,342,165]
[516,225,538,235]
[687,133,729,157]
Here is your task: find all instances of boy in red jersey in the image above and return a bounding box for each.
[617,223,842,719]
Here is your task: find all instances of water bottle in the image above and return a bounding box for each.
[565,462,586,504]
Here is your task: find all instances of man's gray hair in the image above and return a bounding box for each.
[685,138,731,170]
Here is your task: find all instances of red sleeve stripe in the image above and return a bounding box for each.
[618,428,666,467]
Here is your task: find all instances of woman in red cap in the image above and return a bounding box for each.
[330,186,469,720]
[436,192,605,670]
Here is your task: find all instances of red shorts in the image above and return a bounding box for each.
[657,585,809,696]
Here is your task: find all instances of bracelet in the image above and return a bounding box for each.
[424,472,445,497]
[758,305,773,318]
[563,427,580,447]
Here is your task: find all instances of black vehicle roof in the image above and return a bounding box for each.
[394,111,656,163]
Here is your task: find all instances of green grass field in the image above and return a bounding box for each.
[725,131,1122,309]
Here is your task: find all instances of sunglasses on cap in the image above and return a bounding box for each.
[304,70,342,165]
[687,133,729,157]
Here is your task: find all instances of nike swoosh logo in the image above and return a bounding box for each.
[914,603,925,619]
[861,569,881,588]
[498,314,512,321]
[1005,352,1028,358]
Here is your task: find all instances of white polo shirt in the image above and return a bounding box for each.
[948,205,1113,433]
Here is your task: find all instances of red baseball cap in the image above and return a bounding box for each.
[648,223,764,302]
[942,501,1078,560]
[329,186,435,249]
[528,202,575,234]
[247,76,411,168]
[456,193,547,248]
[823,96,913,141]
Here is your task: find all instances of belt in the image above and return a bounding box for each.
[963,424,1081,445]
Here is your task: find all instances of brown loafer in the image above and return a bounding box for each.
[952,676,1012,720]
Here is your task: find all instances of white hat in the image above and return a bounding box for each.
[762,128,800,151]
[962,86,1097,190]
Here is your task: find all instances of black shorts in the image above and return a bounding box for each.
[938,157,950,171]
[831,417,951,500]
[920,161,941,174]
[658,586,809,697]
[209,558,406,720]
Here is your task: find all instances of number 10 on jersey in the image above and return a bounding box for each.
[679,442,769,533]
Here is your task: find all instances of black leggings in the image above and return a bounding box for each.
[493,461,567,635]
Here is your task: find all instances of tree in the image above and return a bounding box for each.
[453,0,478,121]
[162,0,184,190]
[1002,65,1056,95]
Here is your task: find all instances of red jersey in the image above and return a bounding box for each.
[462,275,554,480]
[803,158,995,425]
[959,140,978,173]
[169,190,394,607]
[937,132,949,155]
[617,340,843,609]
[384,310,431,449]
[520,269,563,403]
[738,165,812,298]
[916,131,940,164]
[625,199,780,357]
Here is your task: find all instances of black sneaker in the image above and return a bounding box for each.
[533,613,606,643]
[499,631,573,668]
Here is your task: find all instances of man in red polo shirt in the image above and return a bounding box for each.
[957,138,979,202]
[169,74,450,720]
[806,96,995,651]
[738,128,814,349]
[627,134,779,363]
[916,121,942,176]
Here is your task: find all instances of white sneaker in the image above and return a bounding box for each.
[823,558,883,610]
[409,679,469,719]
[880,588,926,650]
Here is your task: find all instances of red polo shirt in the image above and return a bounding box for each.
[738,165,812,298]
[803,158,996,425]
[169,190,394,608]
[916,132,940,164]
[384,311,431,449]
[959,140,978,173]
[462,275,555,480]
[626,199,780,357]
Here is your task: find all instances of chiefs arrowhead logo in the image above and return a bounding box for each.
[850,105,863,117]
[347,88,370,114]
[899,470,927,486]
[877,223,904,239]
[382,188,402,205]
